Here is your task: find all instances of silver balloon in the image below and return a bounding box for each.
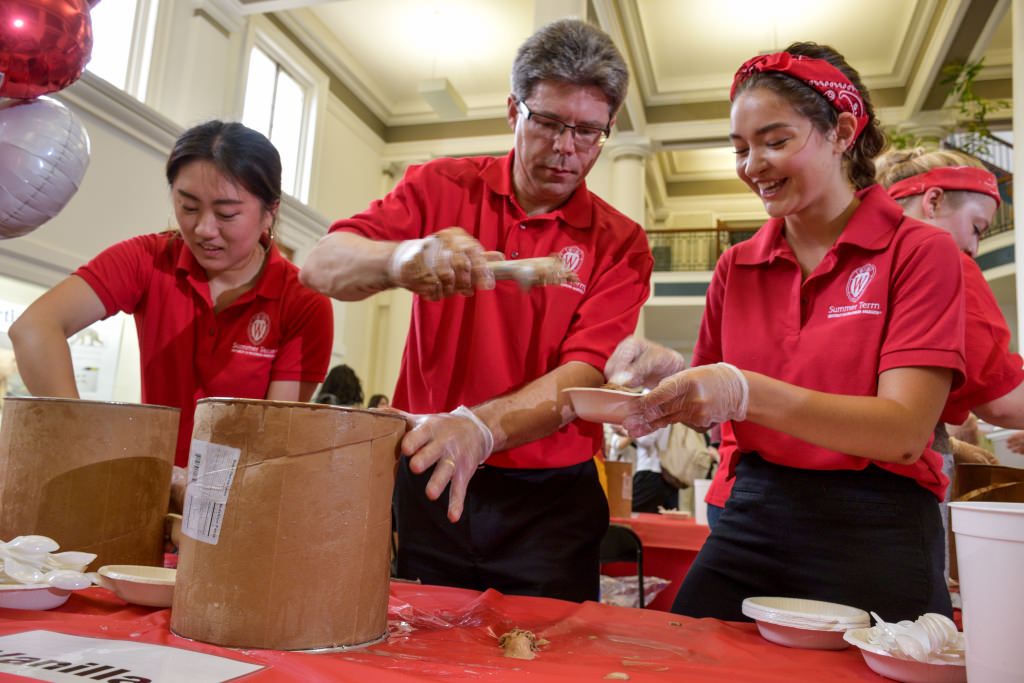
[0,97,91,239]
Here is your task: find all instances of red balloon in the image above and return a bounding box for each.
[0,0,93,100]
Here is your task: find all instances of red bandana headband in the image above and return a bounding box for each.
[730,52,869,141]
[887,166,1001,206]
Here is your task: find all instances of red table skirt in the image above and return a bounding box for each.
[0,583,883,682]
[605,513,710,611]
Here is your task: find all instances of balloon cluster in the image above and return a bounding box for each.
[0,0,95,239]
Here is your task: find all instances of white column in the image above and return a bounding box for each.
[607,134,650,338]
[1014,0,1024,348]
[607,134,650,225]
[894,110,957,148]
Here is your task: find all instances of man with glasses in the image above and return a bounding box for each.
[301,18,652,602]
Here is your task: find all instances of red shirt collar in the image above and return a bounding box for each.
[479,151,594,228]
[175,233,288,303]
[737,185,904,265]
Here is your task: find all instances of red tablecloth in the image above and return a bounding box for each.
[0,583,883,682]
[607,513,710,611]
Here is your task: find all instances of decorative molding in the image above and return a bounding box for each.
[607,134,651,161]
[275,9,393,123]
[191,0,245,34]
[57,72,180,156]
[591,0,648,131]
[277,195,330,252]
[0,237,87,289]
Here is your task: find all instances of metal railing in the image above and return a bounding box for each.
[646,228,738,272]
[946,132,1014,237]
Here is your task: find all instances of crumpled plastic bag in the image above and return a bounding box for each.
[600,574,671,608]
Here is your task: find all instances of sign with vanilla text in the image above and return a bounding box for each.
[0,630,262,682]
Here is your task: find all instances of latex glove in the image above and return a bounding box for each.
[387,227,495,300]
[604,336,686,389]
[401,406,494,522]
[622,363,748,437]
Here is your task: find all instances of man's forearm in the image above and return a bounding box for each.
[299,231,395,301]
[473,361,605,453]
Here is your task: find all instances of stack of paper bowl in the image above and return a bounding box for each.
[742,597,871,650]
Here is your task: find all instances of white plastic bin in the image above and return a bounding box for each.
[950,501,1024,683]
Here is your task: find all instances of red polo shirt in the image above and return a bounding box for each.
[692,186,965,500]
[75,232,334,466]
[942,252,1024,424]
[331,152,652,469]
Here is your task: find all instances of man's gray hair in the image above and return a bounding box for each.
[510,18,629,116]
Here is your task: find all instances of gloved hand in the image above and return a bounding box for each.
[951,437,999,465]
[388,227,495,300]
[622,363,748,436]
[604,336,687,389]
[401,405,494,522]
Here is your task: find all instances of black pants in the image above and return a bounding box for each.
[632,470,676,513]
[673,453,951,622]
[394,457,608,602]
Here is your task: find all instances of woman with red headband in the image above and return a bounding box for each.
[605,43,965,621]
[878,148,1023,435]
[879,148,1024,572]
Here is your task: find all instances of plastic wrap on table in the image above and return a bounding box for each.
[599,574,672,609]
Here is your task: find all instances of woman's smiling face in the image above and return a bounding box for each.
[730,87,849,220]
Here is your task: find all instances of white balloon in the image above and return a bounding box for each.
[0,96,91,239]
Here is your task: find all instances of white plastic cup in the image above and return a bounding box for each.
[951,501,1024,683]
[693,478,712,526]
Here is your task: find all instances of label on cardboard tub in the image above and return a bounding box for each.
[182,440,241,545]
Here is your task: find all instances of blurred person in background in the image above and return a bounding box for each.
[316,364,364,407]
[368,393,390,409]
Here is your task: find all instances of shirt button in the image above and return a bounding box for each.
[519,224,526,230]
[511,251,519,258]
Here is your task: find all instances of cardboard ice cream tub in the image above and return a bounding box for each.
[0,397,179,569]
[170,398,405,651]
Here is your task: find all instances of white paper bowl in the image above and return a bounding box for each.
[753,620,850,650]
[844,628,966,683]
[97,565,176,608]
[742,597,870,650]
[563,387,640,424]
[0,584,73,611]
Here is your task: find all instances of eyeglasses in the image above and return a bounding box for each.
[516,100,610,148]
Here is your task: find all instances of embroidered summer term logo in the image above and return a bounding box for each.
[557,246,589,294]
[558,246,587,295]
[846,264,876,302]
[560,245,584,272]
[827,263,882,319]
[247,312,270,345]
